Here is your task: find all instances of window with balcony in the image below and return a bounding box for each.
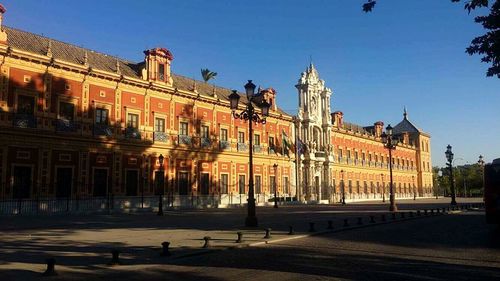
[154,117,167,142]
[180,122,189,135]
[220,128,228,141]
[56,102,76,132]
[95,108,109,124]
[14,95,36,128]
[254,134,260,145]
[155,118,165,132]
[127,113,139,128]
[94,108,111,136]
[200,125,210,147]
[238,131,245,143]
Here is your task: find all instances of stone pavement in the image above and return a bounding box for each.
[0,198,484,279]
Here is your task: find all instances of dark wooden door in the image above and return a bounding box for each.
[56,167,72,198]
[178,172,189,195]
[200,173,209,195]
[126,170,138,196]
[13,166,31,199]
[93,169,108,197]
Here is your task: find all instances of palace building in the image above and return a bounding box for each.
[0,5,433,210]
[295,64,433,203]
[0,6,296,207]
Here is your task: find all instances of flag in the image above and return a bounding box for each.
[296,137,304,156]
[282,130,292,157]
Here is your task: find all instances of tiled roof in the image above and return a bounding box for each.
[393,116,420,135]
[4,26,290,117]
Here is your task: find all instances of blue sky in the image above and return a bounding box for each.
[3,0,499,167]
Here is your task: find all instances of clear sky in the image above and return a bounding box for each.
[2,0,499,167]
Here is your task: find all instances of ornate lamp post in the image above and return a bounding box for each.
[273,163,278,208]
[381,124,398,212]
[478,155,485,197]
[157,154,164,216]
[340,169,346,205]
[229,80,270,227]
[445,145,457,205]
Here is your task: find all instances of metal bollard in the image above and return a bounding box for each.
[436,208,440,214]
[370,216,375,223]
[409,212,414,218]
[327,220,333,229]
[236,232,243,243]
[400,212,405,219]
[357,217,363,225]
[430,209,434,215]
[417,210,421,216]
[442,207,446,213]
[161,241,171,256]
[424,209,428,216]
[203,236,211,248]
[381,214,386,222]
[109,249,121,266]
[264,228,272,239]
[343,219,349,227]
[288,225,295,235]
[309,222,316,232]
[391,213,396,220]
[42,258,57,276]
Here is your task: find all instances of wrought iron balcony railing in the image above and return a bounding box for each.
[154,131,168,142]
[55,118,79,132]
[93,123,113,137]
[13,114,37,128]
[237,143,248,152]
[178,134,192,145]
[219,140,230,150]
[253,145,262,153]
[201,137,211,148]
[125,127,141,140]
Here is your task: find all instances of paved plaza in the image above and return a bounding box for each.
[0,198,493,280]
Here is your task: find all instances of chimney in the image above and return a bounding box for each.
[260,88,277,111]
[331,111,344,128]
[374,121,384,137]
[0,5,7,44]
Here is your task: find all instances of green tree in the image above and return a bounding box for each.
[363,0,500,78]
[201,68,218,82]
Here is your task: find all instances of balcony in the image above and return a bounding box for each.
[125,127,141,140]
[268,147,276,154]
[201,137,211,148]
[253,145,262,153]
[237,143,248,152]
[178,134,192,145]
[55,118,78,132]
[13,114,37,128]
[93,123,113,137]
[219,140,230,150]
[154,131,168,142]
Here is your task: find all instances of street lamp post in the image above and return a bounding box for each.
[229,81,270,227]
[478,155,485,197]
[273,163,278,208]
[445,145,457,205]
[381,124,398,212]
[340,169,346,205]
[157,154,164,216]
[437,169,442,199]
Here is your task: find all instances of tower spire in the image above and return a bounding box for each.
[403,106,408,119]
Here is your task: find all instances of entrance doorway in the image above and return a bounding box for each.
[13,166,32,199]
[56,167,73,198]
[126,170,138,196]
[93,169,108,197]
